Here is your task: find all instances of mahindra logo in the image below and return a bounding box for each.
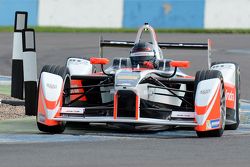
[200,89,210,94]
[226,90,234,101]
[46,83,57,89]
[71,85,80,93]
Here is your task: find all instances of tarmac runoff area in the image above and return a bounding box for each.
[0,111,250,167]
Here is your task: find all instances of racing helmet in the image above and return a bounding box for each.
[130,42,155,67]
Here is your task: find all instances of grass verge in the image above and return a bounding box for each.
[1,26,250,33]
[0,85,11,95]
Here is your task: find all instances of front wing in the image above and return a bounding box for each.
[53,107,197,127]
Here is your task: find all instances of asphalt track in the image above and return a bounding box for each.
[1,32,250,166]
[0,110,250,167]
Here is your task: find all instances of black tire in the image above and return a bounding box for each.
[54,65,61,74]
[195,70,226,137]
[37,65,70,134]
[211,62,240,130]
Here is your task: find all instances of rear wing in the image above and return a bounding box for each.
[100,40,208,50]
[99,38,212,69]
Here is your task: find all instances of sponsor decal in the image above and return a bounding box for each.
[206,119,220,130]
[38,113,45,123]
[46,83,57,89]
[116,72,140,87]
[131,52,154,56]
[71,85,80,93]
[211,64,234,70]
[82,59,90,65]
[210,119,220,129]
[206,120,211,129]
[117,75,139,80]
[225,83,236,109]
[68,58,90,65]
[226,90,235,102]
[200,89,210,95]
[70,80,86,101]
[171,111,195,118]
[61,107,85,114]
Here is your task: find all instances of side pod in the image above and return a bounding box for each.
[195,78,222,132]
[37,72,64,126]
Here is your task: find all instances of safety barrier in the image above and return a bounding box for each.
[123,0,205,28]
[0,1,250,28]
[11,11,37,116]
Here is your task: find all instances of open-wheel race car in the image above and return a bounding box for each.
[36,23,240,137]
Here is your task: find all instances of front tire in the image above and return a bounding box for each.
[36,65,70,134]
[195,70,226,137]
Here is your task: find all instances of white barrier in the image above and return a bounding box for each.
[2,1,250,28]
[38,0,124,28]
[11,11,27,99]
[11,11,38,115]
[205,0,250,28]
[22,29,38,116]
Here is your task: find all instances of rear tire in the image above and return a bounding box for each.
[211,62,240,130]
[195,70,226,137]
[37,65,70,134]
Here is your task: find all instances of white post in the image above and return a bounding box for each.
[22,29,38,116]
[11,11,27,99]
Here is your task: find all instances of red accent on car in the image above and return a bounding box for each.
[90,57,109,65]
[170,61,190,68]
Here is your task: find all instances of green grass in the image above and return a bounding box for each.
[1,26,250,33]
[0,117,37,133]
[0,85,11,95]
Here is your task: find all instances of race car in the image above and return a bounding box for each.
[36,23,240,137]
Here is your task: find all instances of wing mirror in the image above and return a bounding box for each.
[90,57,109,65]
[170,61,190,68]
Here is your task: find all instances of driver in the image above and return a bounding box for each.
[130,42,158,69]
